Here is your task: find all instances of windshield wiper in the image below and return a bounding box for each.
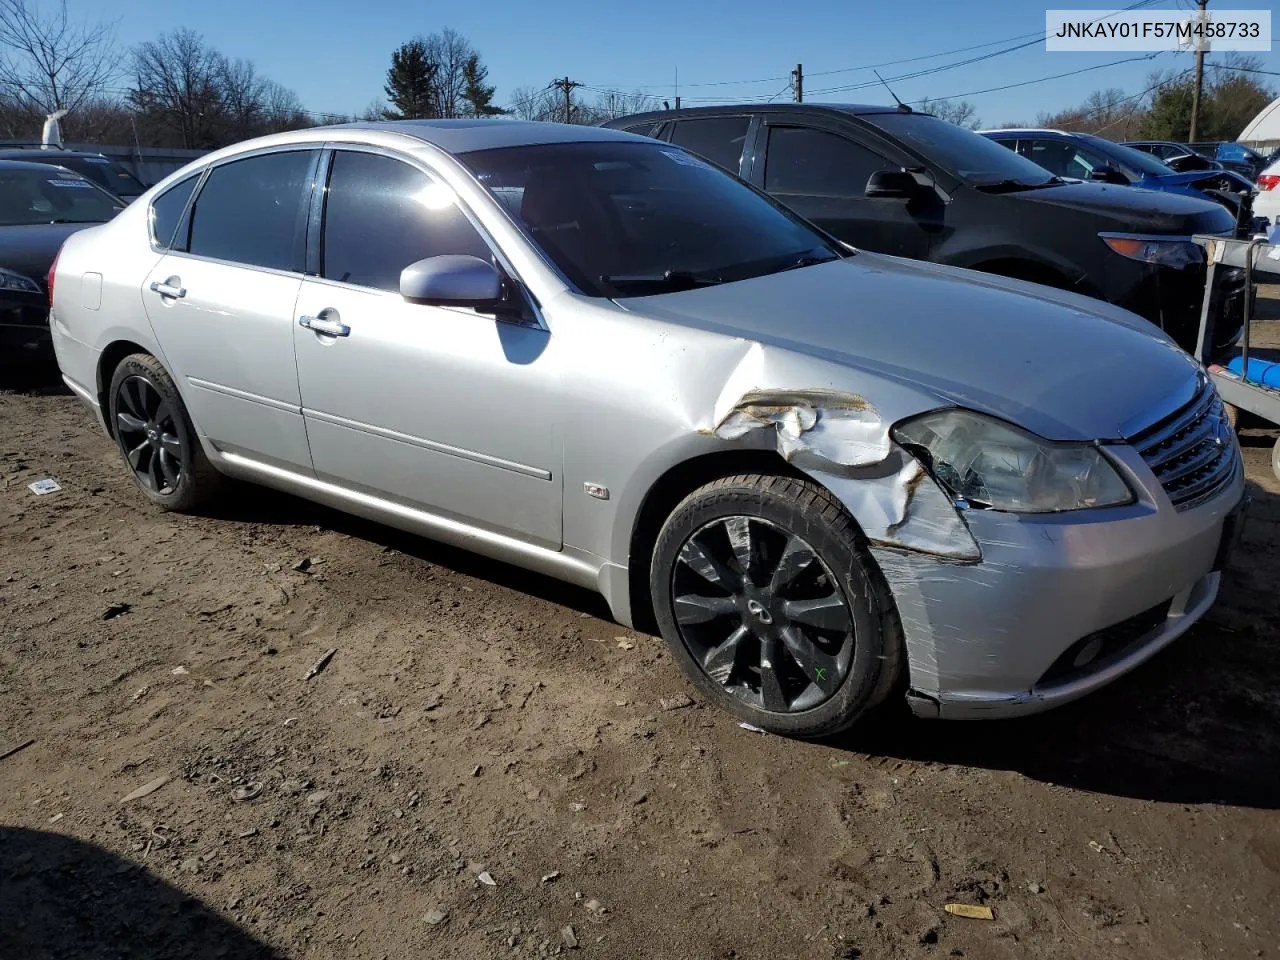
[600,269,725,292]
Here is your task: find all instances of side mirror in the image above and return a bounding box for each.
[1089,165,1127,185]
[400,255,502,307]
[865,169,920,200]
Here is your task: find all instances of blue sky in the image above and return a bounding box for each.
[69,0,1280,127]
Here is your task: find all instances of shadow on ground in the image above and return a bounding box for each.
[205,481,616,621]
[0,360,68,396]
[205,474,1280,809]
[0,827,282,960]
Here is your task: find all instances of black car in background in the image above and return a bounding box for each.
[605,104,1243,352]
[0,160,124,367]
[1123,140,1225,174]
[1189,141,1269,181]
[0,149,146,201]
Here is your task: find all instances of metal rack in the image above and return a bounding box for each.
[1193,235,1280,479]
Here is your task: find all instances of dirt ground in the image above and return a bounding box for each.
[3,325,1280,960]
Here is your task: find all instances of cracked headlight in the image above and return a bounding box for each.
[0,266,41,294]
[893,410,1133,513]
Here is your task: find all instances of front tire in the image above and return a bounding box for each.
[107,353,222,511]
[650,474,903,739]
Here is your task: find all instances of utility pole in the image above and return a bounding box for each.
[674,96,681,111]
[551,77,582,124]
[1188,0,1208,143]
[792,63,804,103]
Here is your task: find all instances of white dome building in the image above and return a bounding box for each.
[1240,97,1280,150]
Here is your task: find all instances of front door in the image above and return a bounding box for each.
[141,148,320,473]
[293,148,562,547]
[755,122,937,260]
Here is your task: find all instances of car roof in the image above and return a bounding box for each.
[332,118,645,152]
[978,128,1080,137]
[0,157,86,173]
[0,148,109,161]
[604,103,910,126]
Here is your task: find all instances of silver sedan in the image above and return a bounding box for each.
[48,120,1246,737]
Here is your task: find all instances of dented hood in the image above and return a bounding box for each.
[620,253,1201,442]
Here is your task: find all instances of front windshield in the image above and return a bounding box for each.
[862,112,1055,186]
[1079,135,1175,178]
[0,168,123,225]
[458,141,842,298]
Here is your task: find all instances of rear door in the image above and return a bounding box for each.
[141,148,320,473]
[665,115,753,176]
[753,120,935,258]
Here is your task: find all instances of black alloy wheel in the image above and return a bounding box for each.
[107,352,222,512]
[651,474,903,738]
[672,515,856,713]
[114,374,185,494]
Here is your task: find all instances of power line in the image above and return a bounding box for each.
[1089,68,1196,135]
[622,0,1166,92]
[922,52,1164,103]
[1206,61,1280,78]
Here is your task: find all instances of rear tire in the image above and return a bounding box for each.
[107,353,222,512]
[650,474,903,739]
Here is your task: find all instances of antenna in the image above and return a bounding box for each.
[873,70,911,112]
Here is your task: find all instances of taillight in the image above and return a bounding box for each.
[1259,174,1280,192]
[47,245,61,309]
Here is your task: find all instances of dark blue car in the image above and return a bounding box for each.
[981,129,1255,226]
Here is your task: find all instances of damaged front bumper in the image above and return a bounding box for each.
[876,449,1246,720]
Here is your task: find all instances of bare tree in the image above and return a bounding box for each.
[508,84,558,122]
[219,56,267,141]
[358,98,389,121]
[916,97,980,130]
[422,28,477,118]
[130,28,225,148]
[261,80,311,131]
[586,89,655,122]
[0,0,119,115]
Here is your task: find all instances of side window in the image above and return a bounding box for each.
[764,126,888,198]
[322,150,492,293]
[668,117,750,174]
[1026,139,1091,179]
[621,121,657,137]
[150,174,199,250]
[188,150,317,271]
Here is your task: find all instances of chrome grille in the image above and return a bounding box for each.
[1129,382,1238,511]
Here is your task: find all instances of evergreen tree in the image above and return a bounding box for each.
[461,54,504,117]
[384,40,437,119]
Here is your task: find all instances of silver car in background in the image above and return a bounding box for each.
[48,120,1245,737]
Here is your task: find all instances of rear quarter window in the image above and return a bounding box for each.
[150,175,200,250]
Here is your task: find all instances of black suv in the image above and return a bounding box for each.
[604,104,1243,352]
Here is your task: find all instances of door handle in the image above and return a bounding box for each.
[149,280,186,299]
[299,314,350,338]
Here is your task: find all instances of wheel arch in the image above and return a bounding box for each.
[97,340,155,436]
[625,449,815,634]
